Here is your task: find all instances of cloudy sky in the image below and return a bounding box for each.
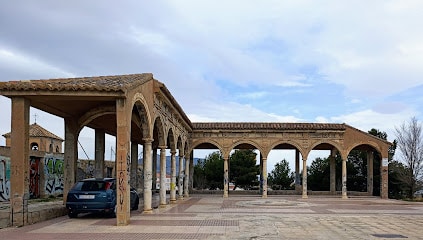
[1,1,422,171]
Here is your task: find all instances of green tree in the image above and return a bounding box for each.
[307,157,330,191]
[229,149,260,190]
[395,117,423,198]
[193,159,206,190]
[203,151,224,190]
[268,159,294,190]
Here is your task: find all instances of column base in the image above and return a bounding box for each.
[302,194,308,199]
[342,195,348,199]
[178,196,184,200]
[143,209,153,214]
[159,204,168,208]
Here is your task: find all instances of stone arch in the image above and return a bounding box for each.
[228,140,264,159]
[189,140,224,156]
[131,93,152,140]
[306,140,344,160]
[345,141,382,157]
[152,116,166,150]
[167,127,176,151]
[77,106,115,133]
[267,140,306,159]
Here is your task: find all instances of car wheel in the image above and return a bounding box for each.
[68,211,78,218]
[109,205,117,218]
[132,197,139,210]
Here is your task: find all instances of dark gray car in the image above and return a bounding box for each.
[66,178,139,218]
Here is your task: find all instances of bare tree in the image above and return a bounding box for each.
[395,117,423,198]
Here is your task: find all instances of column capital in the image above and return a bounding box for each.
[142,138,153,143]
[159,145,167,150]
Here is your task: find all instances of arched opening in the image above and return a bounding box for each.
[346,144,382,197]
[30,142,39,151]
[267,142,302,194]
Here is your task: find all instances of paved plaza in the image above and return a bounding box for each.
[0,195,422,239]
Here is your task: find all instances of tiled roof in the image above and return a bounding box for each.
[0,73,153,93]
[192,122,346,131]
[2,123,63,141]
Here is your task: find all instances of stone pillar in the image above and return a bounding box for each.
[143,139,153,213]
[262,157,268,198]
[330,149,336,194]
[302,157,308,199]
[184,152,190,198]
[367,151,374,195]
[342,157,348,199]
[295,150,301,193]
[130,142,138,189]
[115,98,130,226]
[223,157,229,198]
[189,152,194,192]
[64,117,78,204]
[10,97,30,227]
[170,150,177,203]
[381,154,389,199]
[152,148,157,191]
[94,129,105,178]
[178,153,184,199]
[159,147,167,206]
[259,154,263,194]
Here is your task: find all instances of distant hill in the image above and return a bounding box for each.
[138,155,203,174]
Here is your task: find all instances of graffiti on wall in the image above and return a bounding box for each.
[0,158,11,201]
[44,155,64,195]
[29,157,40,198]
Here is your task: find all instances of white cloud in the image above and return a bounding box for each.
[0,48,74,79]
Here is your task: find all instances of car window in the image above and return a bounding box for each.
[80,181,106,191]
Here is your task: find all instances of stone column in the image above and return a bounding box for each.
[223,157,229,198]
[342,157,348,199]
[178,153,184,199]
[159,146,167,206]
[184,152,190,198]
[94,129,105,178]
[295,150,301,193]
[262,157,268,198]
[367,151,374,195]
[170,150,177,203]
[302,157,308,199]
[259,154,263,194]
[115,98,130,226]
[330,149,336,194]
[10,97,30,227]
[380,153,389,199]
[130,142,138,189]
[189,152,194,192]
[152,148,157,191]
[143,139,153,213]
[64,117,78,204]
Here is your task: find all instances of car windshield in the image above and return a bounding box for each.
[72,180,113,191]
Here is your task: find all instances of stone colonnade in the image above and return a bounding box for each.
[0,75,391,228]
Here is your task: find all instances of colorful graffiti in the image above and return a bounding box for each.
[0,158,11,201]
[44,155,64,195]
[29,157,40,198]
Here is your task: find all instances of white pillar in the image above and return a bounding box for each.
[302,158,308,199]
[143,139,153,213]
[159,147,167,206]
[170,150,177,203]
[184,152,190,198]
[262,157,268,198]
[178,153,184,199]
[342,157,348,199]
[223,158,229,198]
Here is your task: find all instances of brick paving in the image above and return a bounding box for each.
[0,195,422,239]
